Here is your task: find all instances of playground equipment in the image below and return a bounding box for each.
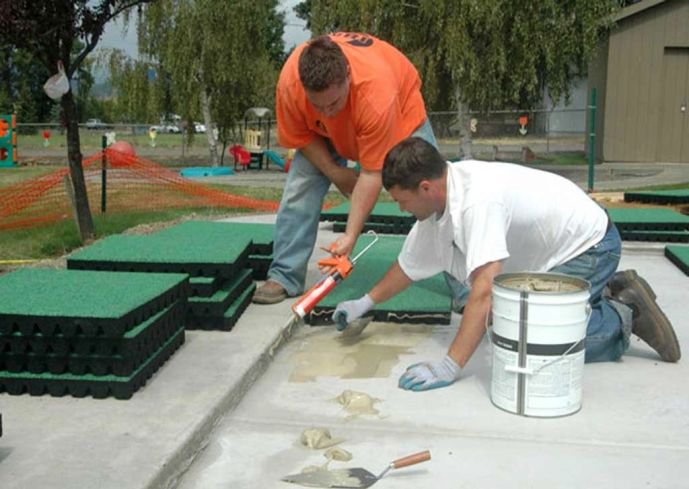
[109,140,136,156]
[229,144,252,171]
[264,149,293,172]
[242,107,272,169]
[0,114,17,167]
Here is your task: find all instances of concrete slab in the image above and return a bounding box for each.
[176,243,689,489]
[0,214,687,489]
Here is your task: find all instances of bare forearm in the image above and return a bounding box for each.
[447,261,502,368]
[300,136,338,178]
[346,169,382,239]
[368,261,413,304]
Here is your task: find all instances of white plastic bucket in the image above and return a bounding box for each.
[490,272,591,417]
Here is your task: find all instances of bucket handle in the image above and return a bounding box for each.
[502,303,592,376]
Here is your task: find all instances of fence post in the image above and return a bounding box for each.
[587,88,597,192]
[101,134,107,213]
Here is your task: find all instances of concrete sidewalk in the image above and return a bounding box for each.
[0,215,687,489]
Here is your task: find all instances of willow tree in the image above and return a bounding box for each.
[300,0,620,156]
[0,0,153,241]
[139,0,284,165]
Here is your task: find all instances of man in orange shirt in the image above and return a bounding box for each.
[253,32,437,304]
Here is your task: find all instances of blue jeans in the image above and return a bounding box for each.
[268,119,438,295]
[549,224,631,363]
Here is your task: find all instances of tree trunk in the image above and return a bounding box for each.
[61,90,94,242]
[456,89,473,160]
[200,87,219,166]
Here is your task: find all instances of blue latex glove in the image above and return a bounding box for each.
[398,355,461,391]
[332,294,374,331]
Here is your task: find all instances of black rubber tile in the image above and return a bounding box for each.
[304,235,452,325]
[0,269,189,338]
[624,189,689,205]
[249,255,272,280]
[0,300,185,376]
[190,276,223,297]
[665,245,689,276]
[154,220,275,255]
[188,269,253,317]
[67,233,252,279]
[620,229,689,243]
[187,283,255,331]
[0,328,185,400]
[321,202,414,225]
[608,208,689,231]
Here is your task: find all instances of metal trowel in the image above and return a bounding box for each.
[281,450,431,488]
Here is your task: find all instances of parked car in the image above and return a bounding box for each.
[194,122,206,134]
[149,124,181,134]
[85,118,107,130]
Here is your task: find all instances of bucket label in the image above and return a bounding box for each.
[491,343,584,417]
[491,332,585,356]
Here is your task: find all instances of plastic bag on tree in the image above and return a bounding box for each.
[43,61,70,100]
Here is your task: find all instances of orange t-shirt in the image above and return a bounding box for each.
[276,32,427,171]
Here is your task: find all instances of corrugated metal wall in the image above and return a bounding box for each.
[603,0,689,163]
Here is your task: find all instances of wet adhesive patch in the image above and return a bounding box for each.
[289,322,431,382]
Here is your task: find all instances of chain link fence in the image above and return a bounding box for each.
[15,107,587,166]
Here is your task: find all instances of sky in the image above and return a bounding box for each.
[99,0,311,59]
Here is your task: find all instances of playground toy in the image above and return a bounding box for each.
[109,140,136,156]
[0,114,17,167]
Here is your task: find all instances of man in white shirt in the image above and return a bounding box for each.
[334,137,681,391]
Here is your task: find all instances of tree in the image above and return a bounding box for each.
[139,0,285,166]
[298,0,620,112]
[0,0,153,241]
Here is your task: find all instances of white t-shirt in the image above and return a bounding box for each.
[398,161,608,285]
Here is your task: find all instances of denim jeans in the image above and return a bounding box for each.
[549,224,631,363]
[268,119,438,295]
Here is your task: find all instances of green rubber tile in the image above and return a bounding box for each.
[321,202,414,224]
[67,233,252,278]
[190,276,223,297]
[624,189,689,205]
[155,220,274,255]
[665,245,689,276]
[607,208,689,231]
[620,229,689,243]
[0,269,189,337]
[188,269,253,317]
[0,300,185,376]
[307,235,451,325]
[0,327,185,400]
[187,283,256,331]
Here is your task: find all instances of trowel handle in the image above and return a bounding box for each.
[391,450,431,469]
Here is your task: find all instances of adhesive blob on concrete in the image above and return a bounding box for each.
[299,428,344,449]
[324,447,352,462]
[336,390,380,417]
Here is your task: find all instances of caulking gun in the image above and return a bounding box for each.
[291,231,379,320]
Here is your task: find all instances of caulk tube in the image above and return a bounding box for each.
[291,271,344,319]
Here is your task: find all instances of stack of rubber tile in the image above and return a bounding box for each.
[67,221,274,330]
[0,269,189,399]
[306,234,453,325]
[608,208,689,243]
[624,189,689,205]
[321,202,414,235]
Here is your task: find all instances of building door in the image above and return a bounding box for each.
[657,47,689,163]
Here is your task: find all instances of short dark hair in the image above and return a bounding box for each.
[298,35,349,92]
[382,137,446,190]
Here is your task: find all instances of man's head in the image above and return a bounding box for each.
[299,35,351,117]
[383,137,447,220]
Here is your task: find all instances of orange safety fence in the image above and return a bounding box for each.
[0,149,280,231]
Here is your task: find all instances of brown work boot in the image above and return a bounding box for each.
[608,269,656,299]
[616,278,681,362]
[253,280,287,304]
